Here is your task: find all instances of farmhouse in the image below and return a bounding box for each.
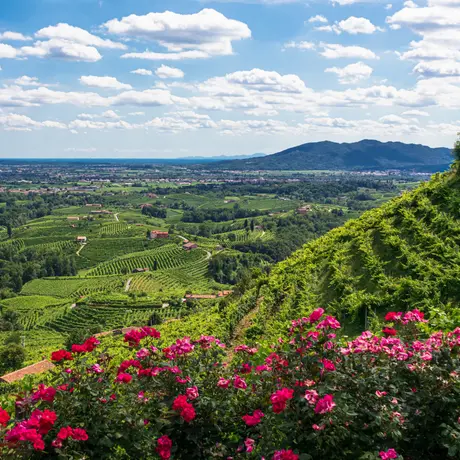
[140,203,153,209]
[67,216,80,221]
[146,193,158,199]
[76,236,87,243]
[218,290,234,297]
[297,205,312,215]
[183,242,198,251]
[132,268,149,273]
[149,230,169,239]
[86,203,102,207]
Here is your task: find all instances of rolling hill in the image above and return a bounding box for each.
[206,139,452,171]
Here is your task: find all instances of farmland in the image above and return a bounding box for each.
[0,160,421,373]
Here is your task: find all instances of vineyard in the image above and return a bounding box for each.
[21,276,125,298]
[87,244,208,276]
[214,228,273,246]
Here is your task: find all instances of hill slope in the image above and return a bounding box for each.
[207,140,451,171]
[244,170,460,340]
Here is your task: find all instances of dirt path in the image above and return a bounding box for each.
[114,213,119,222]
[226,297,263,362]
[76,243,86,256]
[125,277,133,292]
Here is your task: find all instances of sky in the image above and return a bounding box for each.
[0,0,459,158]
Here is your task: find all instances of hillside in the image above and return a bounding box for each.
[244,170,460,340]
[205,139,452,171]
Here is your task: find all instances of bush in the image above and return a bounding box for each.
[0,344,25,373]
[0,310,459,459]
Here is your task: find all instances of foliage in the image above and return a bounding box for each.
[0,310,459,459]
[0,343,25,374]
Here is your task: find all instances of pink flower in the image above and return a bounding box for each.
[156,435,172,460]
[186,386,199,401]
[273,449,299,460]
[172,395,196,423]
[375,391,387,398]
[312,424,325,431]
[385,312,402,322]
[242,409,265,426]
[0,407,10,427]
[379,448,399,460]
[91,364,103,374]
[308,308,325,323]
[136,348,150,359]
[314,394,336,414]
[316,316,341,330]
[421,351,432,361]
[270,388,294,414]
[32,384,56,403]
[115,373,133,383]
[304,390,319,406]
[233,375,247,390]
[382,327,397,337]
[51,349,73,362]
[321,358,336,372]
[217,378,231,389]
[244,437,255,453]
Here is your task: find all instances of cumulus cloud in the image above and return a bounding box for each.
[155,65,184,79]
[79,75,133,90]
[320,43,379,59]
[308,15,328,23]
[325,62,373,84]
[104,9,251,60]
[0,113,66,131]
[13,76,50,87]
[283,41,316,51]
[0,31,31,41]
[0,43,19,59]
[413,60,460,77]
[131,69,153,76]
[316,17,383,35]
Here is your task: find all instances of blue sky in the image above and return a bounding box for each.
[0,0,459,158]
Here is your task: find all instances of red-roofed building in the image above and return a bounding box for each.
[149,230,169,239]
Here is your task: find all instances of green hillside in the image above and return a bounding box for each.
[245,171,460,340]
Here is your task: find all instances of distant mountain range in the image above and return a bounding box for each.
[204,140,452,172]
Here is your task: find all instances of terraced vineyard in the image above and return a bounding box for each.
[40,303,166,333]
[214,229,273,246]
[21,276,125,298]
[99,222,129,236]
[20,240,75,253]
[76,237,153,269]
[87,245,208,276]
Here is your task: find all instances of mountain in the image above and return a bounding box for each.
[205,140,452,171]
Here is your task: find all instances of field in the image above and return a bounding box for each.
[0,162,415,376]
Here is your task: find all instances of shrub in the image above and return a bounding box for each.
[0,310,459,459]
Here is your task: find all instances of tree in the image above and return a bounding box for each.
[0,343,25,373]
[153,259,158,271]
[453,133,460,173]
[6,224,12,239]
[250,219,255,232]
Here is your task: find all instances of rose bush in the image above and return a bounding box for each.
[0,312,458,459]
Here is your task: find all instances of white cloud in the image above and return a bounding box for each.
[402,109,429,116]
[79,75,133,90]
[131,69,153,76]
[385,4,393,10]
[379,114,412,124]
[0,113,66,131]
[13,76,50,87]
[16,23,126,62]
[283,41,316,51]
[101,110,120,119]
[35,23,126,50]
[104,9,251,60]
[69,119,135,131]
[335,17,382,34]
[413,59,460,77]
[308,15,328,24]
[0,43,19,59]
[128,111,145,116]
[320,43,379,59]
[0,31,31,41]
[325,62,373,84]
[155,65,185,79]
[20,40,102,62]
